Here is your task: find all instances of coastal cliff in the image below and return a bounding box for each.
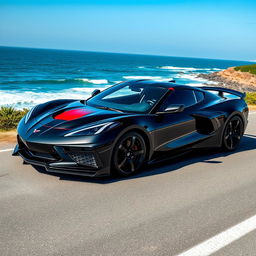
[198,65,256,92]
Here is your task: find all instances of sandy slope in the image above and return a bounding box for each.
[198,67,256,91]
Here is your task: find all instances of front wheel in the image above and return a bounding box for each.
[112,132,147,176]
[222,115,244,151]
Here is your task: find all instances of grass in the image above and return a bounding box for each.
[245,92,256,105]
[234,64,256,75]
[0,106,28,131]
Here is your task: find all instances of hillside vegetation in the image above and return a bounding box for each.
[245,92,256,105]
[234,64,256,75]
[0,107,28,131]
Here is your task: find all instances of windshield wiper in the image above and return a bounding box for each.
[97,106,124,113]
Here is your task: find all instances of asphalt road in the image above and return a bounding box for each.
[1,113,256,256]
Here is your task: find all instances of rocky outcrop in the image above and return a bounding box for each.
[198,67,256,92]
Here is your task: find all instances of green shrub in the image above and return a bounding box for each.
[245,92,256,105]
[234,64,256,75]
[0,107,29,131]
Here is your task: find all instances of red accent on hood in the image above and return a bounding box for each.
[54,108,92,121]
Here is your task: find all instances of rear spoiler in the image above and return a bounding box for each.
[198,86,246,99]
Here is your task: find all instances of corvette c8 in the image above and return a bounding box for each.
[13,80,248,177]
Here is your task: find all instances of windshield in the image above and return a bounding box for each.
[86,82,168,113]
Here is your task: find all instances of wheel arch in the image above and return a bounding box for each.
[220,111,245,143]
[125,128,152,162]
[110,125,153,164]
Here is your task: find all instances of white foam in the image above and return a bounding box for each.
[123,76,176,82]
[72,87,107,92]
[175,73,205,81]
[123,76,163,80]
[159,66,223,72]
[176,73,219,85]
[159,66,198,71]
[185,83,205,87]
[206,81,219,85]
[0,89,92,109]
[75,78,109,84]
[212,68,223,71]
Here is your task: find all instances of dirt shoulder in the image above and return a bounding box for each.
[0,130,17,145]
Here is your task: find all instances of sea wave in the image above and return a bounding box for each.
[159,66,198,71]
[123,76,163,80]
[176,73,218,85]
[185,83,206,87]
[74,78,109,84]
[123,76,176,82]
[72,87,108,92]
[175,73,205,81]
[0,78,110,85]
[159,66,223,72]
[0,89,94,109]
[185,82,218,87]
[212,68,223,71]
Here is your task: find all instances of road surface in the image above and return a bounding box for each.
[1,112,256,256]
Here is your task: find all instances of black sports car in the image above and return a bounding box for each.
[13,80,249,177]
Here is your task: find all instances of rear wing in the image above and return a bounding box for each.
[198,86,246,99]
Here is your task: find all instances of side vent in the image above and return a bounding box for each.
[192,112,223,135]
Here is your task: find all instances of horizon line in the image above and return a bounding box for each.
[0,44,253,63]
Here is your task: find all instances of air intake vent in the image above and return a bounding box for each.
[68,152,98,168]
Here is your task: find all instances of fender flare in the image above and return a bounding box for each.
[109,124,153,163]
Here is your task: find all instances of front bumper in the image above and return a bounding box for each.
[13,136,112,177]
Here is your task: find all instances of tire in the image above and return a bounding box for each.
[222,115,244,151]
[112,132,147,176]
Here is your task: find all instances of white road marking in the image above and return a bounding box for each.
[0,148,13,153]
[176,214,256,256]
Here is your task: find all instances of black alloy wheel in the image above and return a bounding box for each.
[112,132,147,176]
[222,116,243,151]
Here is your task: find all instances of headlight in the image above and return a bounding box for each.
[64,122,120,137]
[25,106,36,124]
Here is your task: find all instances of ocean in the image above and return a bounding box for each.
[0,46,252,109]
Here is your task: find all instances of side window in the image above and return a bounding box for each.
[160,89,197,111]
[194,90,204,103]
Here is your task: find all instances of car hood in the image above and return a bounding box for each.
[19,100,133,139]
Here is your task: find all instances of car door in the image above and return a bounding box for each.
[152,88,201,151]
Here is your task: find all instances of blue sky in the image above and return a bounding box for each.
[0,0,255,60]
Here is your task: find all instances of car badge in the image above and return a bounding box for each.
[33,129,41,133]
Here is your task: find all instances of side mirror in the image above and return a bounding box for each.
[91,89,101,97]
[156,104,184,114]
[129,85,142,92]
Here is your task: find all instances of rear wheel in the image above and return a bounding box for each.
[222,116,243,151]
[112,132,147,176]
